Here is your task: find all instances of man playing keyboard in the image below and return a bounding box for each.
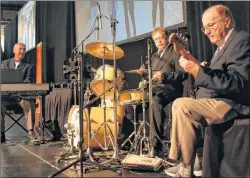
[1,43,37,143]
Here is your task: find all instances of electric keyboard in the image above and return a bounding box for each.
[1,83,50,97]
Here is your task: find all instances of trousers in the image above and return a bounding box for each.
[1,98,35,132]
[168,97,239,167]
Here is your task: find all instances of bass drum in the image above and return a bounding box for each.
[67,105,120,149]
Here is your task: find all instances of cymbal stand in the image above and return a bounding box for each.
[90,49,115,151]
[48,14,120,178]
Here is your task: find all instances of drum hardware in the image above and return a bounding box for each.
[85,49,122,151]
[125,39,154,157]
[85,17,123,163]
[49,6,121,177]
[120,104,137,149]
[93,14,122,168]
[128,78,151,156]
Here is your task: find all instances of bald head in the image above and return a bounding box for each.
[202,5,235,28]
[201,5,235,46]
[13,43,26,61]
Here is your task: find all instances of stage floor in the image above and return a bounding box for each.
[1,115,203,177]
[1,136,170,177]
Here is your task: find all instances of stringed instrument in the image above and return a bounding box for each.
[168,32,189,58]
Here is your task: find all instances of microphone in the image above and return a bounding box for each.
[97,3,102,30]
[96,3,102,41]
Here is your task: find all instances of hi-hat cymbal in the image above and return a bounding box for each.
[85,42,124,60]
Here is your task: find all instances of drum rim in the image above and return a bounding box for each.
[96,64,123,73]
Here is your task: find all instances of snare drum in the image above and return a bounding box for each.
[119,89,148,105]
[67,105,121,149]
[91,64,124,99]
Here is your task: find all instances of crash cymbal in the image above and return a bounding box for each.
[85,42,124,60]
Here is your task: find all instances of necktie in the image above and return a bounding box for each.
[210,48,220,64]
[158,50,163,58]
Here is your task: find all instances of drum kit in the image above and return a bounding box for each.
[50,4,157,178]
[66,41,151,155]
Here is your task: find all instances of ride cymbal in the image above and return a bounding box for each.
[85,42,124,60]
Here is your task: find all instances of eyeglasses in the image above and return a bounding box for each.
[201,17,227,33]
[153,36,165,42]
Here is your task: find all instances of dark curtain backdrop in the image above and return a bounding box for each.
[3,15,18,60]
[36,1,75,83]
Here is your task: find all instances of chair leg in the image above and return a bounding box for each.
[5,113,28,133]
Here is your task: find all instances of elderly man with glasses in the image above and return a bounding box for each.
[164,4,250,177]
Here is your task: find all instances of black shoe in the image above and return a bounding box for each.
[1,132,6,143]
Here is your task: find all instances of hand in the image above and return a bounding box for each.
[137,65,146,75]
[179,51,200,78]
[153,71,164,81]
[138,80,147,89]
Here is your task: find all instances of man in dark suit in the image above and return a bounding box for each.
[165,5,250,177]
[119,27,188,153]
[1,43,37,143]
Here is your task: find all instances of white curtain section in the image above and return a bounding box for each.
[18,1,36,51]
[75,0,185,47]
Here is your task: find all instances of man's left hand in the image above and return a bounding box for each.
[179,51,200,78]
[153,71,164,81]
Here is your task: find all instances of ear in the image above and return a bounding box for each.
[225,17,232,28]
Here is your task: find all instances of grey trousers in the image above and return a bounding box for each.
[168,97,237,167]
[1,98,35,132]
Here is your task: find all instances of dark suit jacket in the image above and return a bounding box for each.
[151,44,188,102]
[1,58,35,83]
[195,29,250,116]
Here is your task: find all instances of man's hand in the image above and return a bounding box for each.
[139,80,147,89]
[136,65,147,75]
[153,71,164,81]
[179,51,200,78]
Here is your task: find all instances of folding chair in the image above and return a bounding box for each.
[4,103,28,133]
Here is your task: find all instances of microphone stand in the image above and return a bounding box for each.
[48,14,121,178]
[147,39,155,158]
